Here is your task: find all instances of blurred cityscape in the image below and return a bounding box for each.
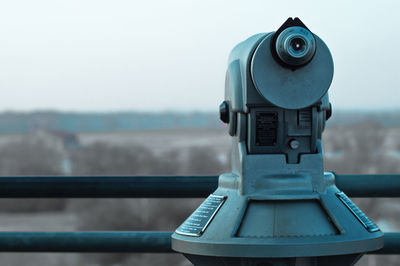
[0,111,398,265]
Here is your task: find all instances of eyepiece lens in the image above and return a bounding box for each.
[275,26,316,66]
[291,37,305,52]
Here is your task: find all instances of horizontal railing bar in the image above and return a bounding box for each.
[335,174,400,197]
[0,174,398,198]
[0,232,172,252]
[0,231,397,254]
[369,232,400,254]
[0,176,218,198]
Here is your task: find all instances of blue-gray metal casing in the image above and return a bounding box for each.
[172,30,383,263]
[172,146,383,258]
[226,32,333,112]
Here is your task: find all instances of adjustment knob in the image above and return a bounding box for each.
[219,101,229,124]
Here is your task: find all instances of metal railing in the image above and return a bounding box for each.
[0,231,397,254]
[0,174,398,254]
[0,174,399,198]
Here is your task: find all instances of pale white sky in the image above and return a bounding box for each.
[0,0,398,112]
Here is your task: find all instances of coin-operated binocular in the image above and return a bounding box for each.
[172,18,383,266]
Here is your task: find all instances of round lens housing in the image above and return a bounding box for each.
[275,26,316,66]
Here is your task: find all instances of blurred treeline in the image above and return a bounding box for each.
[0,121,398,265]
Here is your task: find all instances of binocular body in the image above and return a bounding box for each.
[172,18,383,266]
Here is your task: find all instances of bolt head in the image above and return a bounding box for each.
[289,139,300,150]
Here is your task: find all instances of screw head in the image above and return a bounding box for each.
[289,139,300,150]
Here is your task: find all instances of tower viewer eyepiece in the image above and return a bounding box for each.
[275,26,316,66]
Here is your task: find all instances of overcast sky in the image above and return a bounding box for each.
[0,0,398,112]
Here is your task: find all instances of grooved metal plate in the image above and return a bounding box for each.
[337,192,380,232]
[175,195,226,237]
